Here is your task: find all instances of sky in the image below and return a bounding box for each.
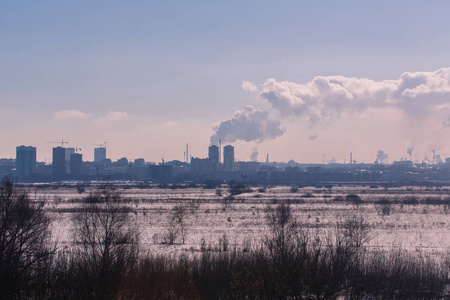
[1,1,450,163]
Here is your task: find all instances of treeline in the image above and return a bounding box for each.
[0,178,449,299]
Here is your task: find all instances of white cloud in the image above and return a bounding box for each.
[53,109,90,120]
[242,80,258,92]
[257,68,450,123]
[96,111,128,123]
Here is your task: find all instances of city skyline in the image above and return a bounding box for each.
[11,141,449,167]
[2,2,450,163]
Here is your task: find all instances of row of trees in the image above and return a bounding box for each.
[0,178,139,299]
[0,178,449,299]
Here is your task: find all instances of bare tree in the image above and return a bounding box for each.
[264,203,296,251]
[339,215,371,249]
[0,177,53,298]
[163,205,189,244]
[72,185,139,300]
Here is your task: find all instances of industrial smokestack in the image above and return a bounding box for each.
[219,140,222,164]
[186,143,189,163]
[350,152,353,164]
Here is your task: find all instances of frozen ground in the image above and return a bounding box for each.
[27,184,450,259]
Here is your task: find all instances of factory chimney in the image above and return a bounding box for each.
[219,140,222,164]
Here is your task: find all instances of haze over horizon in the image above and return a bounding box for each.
[2,1,450,163]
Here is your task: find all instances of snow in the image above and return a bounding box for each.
[25,184,450,259]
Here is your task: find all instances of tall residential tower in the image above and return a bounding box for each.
[223,145,234,172]
[94,147,107,163]
[52,147,66,179]
[16,146,36,177]
[208,145,219,174]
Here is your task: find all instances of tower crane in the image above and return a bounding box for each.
[46,140,68,147]
[95,142,107,148]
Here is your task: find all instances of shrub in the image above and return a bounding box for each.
[229,182,252,196]
[346,194,362,203]
[333,196,344,202]
[204,179,217,189]
[403,196,419,205]
[422,197,443,205]
[76,185,85,194]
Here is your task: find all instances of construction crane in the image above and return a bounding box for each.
[95,142,107,148]
[46,140,68,147]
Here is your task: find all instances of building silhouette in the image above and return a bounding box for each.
[94,147,106,163]
[149,164,172,182]
[191,157,214,176]
[16,145,36,177]
[208,145,219,162]
[134,158,145,165]
[70,153,83,177]
[117,157,129,167]
[223,145,234,172]
[65,147,75,161]
[208,145,219,174]
[52,147,66,179]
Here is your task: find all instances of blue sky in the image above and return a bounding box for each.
[1,1,450,163]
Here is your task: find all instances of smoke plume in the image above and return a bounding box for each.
[376,150,388,163]
[257,68,450,123]
[407,146,414,159]
[250,147,259,161]
[210,105,284,145]
[328,157,337,164]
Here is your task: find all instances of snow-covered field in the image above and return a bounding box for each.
[28,184,450,258]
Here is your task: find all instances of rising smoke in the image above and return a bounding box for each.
[250,147,259,161]
[376,150,388,163]
[210,105,284,145]
[407,146,414,160]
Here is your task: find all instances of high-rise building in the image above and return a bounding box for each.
[16,146,36,177]
[94,147,106,163]
[117,157,129,167]
[208,145,219,163]
[52,147,66,179]
[70,153,83,177]
[223,145,234,172]
[208,145,219,174]
[134,158,145,165]
[65,147,75,161]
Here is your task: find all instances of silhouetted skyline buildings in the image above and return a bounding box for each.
[94,147,106,163]
[223,145,234,172]
[16,146,36,177]
[70,153,82,176]
[8,142,450,185]
[52,147,65,179]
